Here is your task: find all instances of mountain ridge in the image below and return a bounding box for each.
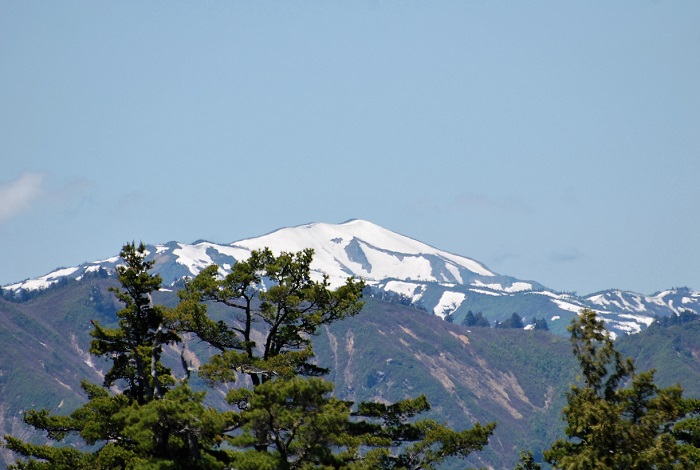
[3,219,698,337]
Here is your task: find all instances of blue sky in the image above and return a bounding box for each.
[1,1,698,295]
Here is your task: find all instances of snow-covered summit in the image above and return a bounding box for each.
[3,219,698,337]
[231,219,496,286]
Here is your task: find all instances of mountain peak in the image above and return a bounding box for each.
[3,220,698,337]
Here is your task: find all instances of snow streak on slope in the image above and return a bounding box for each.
[433,291,467,318]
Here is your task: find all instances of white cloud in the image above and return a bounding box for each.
[0,172,46,222]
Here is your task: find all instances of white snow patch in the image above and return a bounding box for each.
[551,315,561,321]
[383,281,425,303]
[617,313,655,327]
[471,280,503,291]
[551,299,586,314]
[55,378,73,391]
[588,294,607,305]
[155,245,169,254]
[6,266,80,291]
[433,291,466,318]
[531,290,569,299]
[614,291,647,312]
[611,321,642,334]
[524,324,535,331]
[173,243,215,275]
[444,263,463,284]
[505,282,533,293]
[362,248,436,282]
[469,288,503,297]
[470,280,532,293]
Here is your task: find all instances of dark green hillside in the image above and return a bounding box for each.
[0,279,120,466]
[313,298,577,468]
[617,316,700,398]
[450,292,576,336]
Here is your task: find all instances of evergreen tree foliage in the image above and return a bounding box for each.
[171,248,366,387]
[3,243,233,469]
[496,312,523,329]
[90,242,180,404]
[4,245,495,469]
[170,248,495,468]
[223,376,495,469]
[532,317,549,331]
[462,310,490,328]
[543,309,700,469]
[515,450,542,470]
[652,310,699,328]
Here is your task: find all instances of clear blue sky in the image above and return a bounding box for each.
[1,1,698,296]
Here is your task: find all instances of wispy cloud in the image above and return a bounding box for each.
[410,191,533,216]
[549,247,583,263]
[0,172,46,223]
[490,251,521,264]
[111,191,146,220]
[454,192,533,214]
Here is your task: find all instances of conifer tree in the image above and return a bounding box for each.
[172,248,366,387]
[543,309,700,469]
[171,248,495,468]
[462,310,490,328]
[90,242,180,403]
[3,243,232,469]
[4,245,495,469]
[532,317,549,331]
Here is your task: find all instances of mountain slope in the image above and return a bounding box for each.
[2,278,700,469]
[3,219,698,337]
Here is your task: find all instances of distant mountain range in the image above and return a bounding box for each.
[2,220,700,468]
[4,219,699,337]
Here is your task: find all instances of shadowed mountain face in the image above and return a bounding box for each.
[4,220,699,338]
[2,276,699,469]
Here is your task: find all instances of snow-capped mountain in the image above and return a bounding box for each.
[4,219,698,337]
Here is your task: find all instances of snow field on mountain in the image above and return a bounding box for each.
[433,291,467,318]
[471,280,533,293]
[6,266,80,291]
[232,220,495,282]
[172,243,249,276]
[383,280,426,303]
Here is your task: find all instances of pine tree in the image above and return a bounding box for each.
[171,248,495,468]
[172,248,365,387]
[4,246,495,469]
[496,312,523,329]
[532,317,549,331]
[90,242,180,404]
[462,310,490,328]
[515,450,542,470]
[3,243,233,469]
[543,309,700,469]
